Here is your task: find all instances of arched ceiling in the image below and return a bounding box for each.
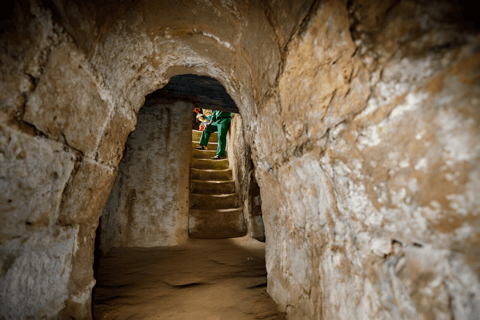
[149,74,239,113]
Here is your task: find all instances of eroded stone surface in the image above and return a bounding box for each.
[0,123,76,242]
[59,158,117,226]
[0,0,60,119]
[24,40,112,157]
[0,227,78,319]
[227,114,265,240]
[249,1,480,319]
[100,100,192,252]
[0,120,79,319]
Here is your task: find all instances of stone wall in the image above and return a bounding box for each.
[100,100,192,252]
[248,1,480,319]
[1,0,479,319]
[227,114,264,240]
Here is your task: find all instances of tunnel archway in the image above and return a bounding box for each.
[93,73,271,318]
[97,73,263,251]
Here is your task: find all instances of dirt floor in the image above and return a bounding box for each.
[93,236,286,319]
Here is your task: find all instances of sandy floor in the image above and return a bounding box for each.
[93,236,286,320]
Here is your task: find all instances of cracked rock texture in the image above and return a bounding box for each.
[252,1,480,319]
[0,0,479,319]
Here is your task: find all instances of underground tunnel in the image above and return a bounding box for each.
[93,74,272,318]
[1,0,480,319]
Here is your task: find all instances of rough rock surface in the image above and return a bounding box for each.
[227,114,265,240]
[0,0,479,319]
[100,100,192,252]
[250,1,480,319]
[0,124,78,318]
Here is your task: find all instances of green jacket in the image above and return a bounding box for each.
[212,111,232,123]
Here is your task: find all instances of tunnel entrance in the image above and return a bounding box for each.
[93,74,272,318]
[96,74,263,251]
[158,74,248,238]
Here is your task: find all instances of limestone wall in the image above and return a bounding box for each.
[100,100,191,252]
[0,1,253,317]
[248,1,480,319]
[0,2,119,318]
[227,114,265,241]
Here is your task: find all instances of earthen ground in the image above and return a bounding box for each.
[93,236,285,319]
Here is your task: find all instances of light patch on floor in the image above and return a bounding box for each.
[93,236,285,319]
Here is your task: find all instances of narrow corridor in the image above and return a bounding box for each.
[3,1,479,318]
[93,236,285,319]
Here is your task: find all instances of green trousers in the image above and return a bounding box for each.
[199,118,231,157]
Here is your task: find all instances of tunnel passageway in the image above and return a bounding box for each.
[93,236,285,319]
[2,1,480,318]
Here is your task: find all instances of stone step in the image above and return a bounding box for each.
[190,180,236,194]
[190,193,240,209]
[192,149,217,159]
[191,168,232,181]
[192,130,218,142]
[189,207,247,239]
[191,158,229,170]
[192,141,218,150]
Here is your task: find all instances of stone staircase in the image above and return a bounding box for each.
[189,130,246,238]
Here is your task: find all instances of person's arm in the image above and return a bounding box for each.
[206,111,217,127]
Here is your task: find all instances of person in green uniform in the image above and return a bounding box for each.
[195,110,232,159]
